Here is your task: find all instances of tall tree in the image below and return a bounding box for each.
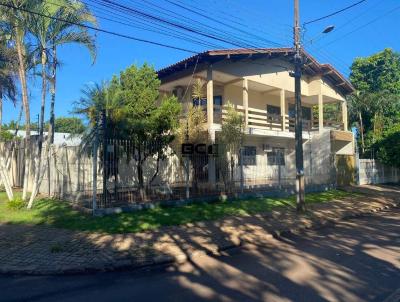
[0,37,17,132]
[74,65,181,197]
[349,49,400,155]
[44,0,96,144]
[0,0,36,200]
[27,0,96,207]
[0,35,18,201]
[118,64,181,196]
[374,123,400,168]
[350,48,400,95]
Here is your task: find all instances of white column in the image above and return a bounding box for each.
[243,78,248,128]
[342,100,348,131]
[280,89,286,131]
[208,130,216,185]
[207,65,213,129]
[318,93,324,133]
[207,65,216,185]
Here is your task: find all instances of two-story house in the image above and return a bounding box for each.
[158,48,355,188]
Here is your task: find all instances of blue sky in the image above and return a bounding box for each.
[3,0,400,124]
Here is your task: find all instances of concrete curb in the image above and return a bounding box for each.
[1,201,399,276]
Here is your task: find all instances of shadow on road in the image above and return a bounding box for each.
[1,209,399,302]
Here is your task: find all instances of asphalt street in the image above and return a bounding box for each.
[1,209,399,302]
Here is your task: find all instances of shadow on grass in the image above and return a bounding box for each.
[0,189,361,234]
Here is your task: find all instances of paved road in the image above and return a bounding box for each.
[1,209,399,302]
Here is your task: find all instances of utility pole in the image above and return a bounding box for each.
[293,0,306,212]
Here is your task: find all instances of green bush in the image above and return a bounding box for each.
[0,130,14,142]
[375,123,400,168]
[6,197,26,210]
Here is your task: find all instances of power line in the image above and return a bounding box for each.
[0,1,198,53]
[121,0,257,48]
[164,0,284,47]
[304,0,368,25]
[130,0,264,47]
[174,0,292,39]
[305,45,350,76]
[317,4,400,50]
[77,1,226,49]
[94,0,284,51]
[304,0,381,46]
[86,0,285,54]
[91,0,259,50]
[44,0,225,49]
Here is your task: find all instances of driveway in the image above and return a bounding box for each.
[1,209,399,302]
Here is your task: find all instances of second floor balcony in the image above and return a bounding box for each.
[209,104,344,133]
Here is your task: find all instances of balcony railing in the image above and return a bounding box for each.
[205,104,344,132]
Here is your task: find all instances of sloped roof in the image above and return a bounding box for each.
[157,47,354,95]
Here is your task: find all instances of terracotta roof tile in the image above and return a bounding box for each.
[157,48,354,95]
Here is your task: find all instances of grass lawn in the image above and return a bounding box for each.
[0,190,359,234]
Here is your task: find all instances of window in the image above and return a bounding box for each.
[193,98,207,106]
[288,105,312,120]
[267,147,285,166]
[241,146,256,166]
[213,95,223,106]
[267,105,281,116]
[192,95,223,107]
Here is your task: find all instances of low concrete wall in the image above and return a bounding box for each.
[359,159,400,185]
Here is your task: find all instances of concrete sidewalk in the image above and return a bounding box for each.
[0,184,399,275]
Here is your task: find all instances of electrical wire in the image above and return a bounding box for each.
[316,4,400,50]
[164,0,284,47]
[77,1,226,49]
[128,0,266,48]
[304,0,381,46]
[304,0,368,25]
[89,0,266,50]
[44,0,229,50]
[0,2,199,53]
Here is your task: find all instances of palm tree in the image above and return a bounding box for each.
[46,0,97,144]
[0,0,38,200]
[0,37,17,201]
[73,80,124,136]
[0,38,17,132]
[27,0,96,207]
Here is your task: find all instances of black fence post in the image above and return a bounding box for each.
[92,116,99,213]
[101,109,107,207]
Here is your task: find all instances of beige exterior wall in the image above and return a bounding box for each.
[211,58,345,100]
[228,129,339,186]
[160,56,350,140]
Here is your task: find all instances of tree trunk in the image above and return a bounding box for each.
[149,153,160,185]
[0,92,2,132]
[137,161,145,200]
[49,44,56,144]
[359,112,365,155]
[230,154,234,187]
[0,93,13,201]
[28,49,47,208]
[15,32,31,201]
[14,103,23,137]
